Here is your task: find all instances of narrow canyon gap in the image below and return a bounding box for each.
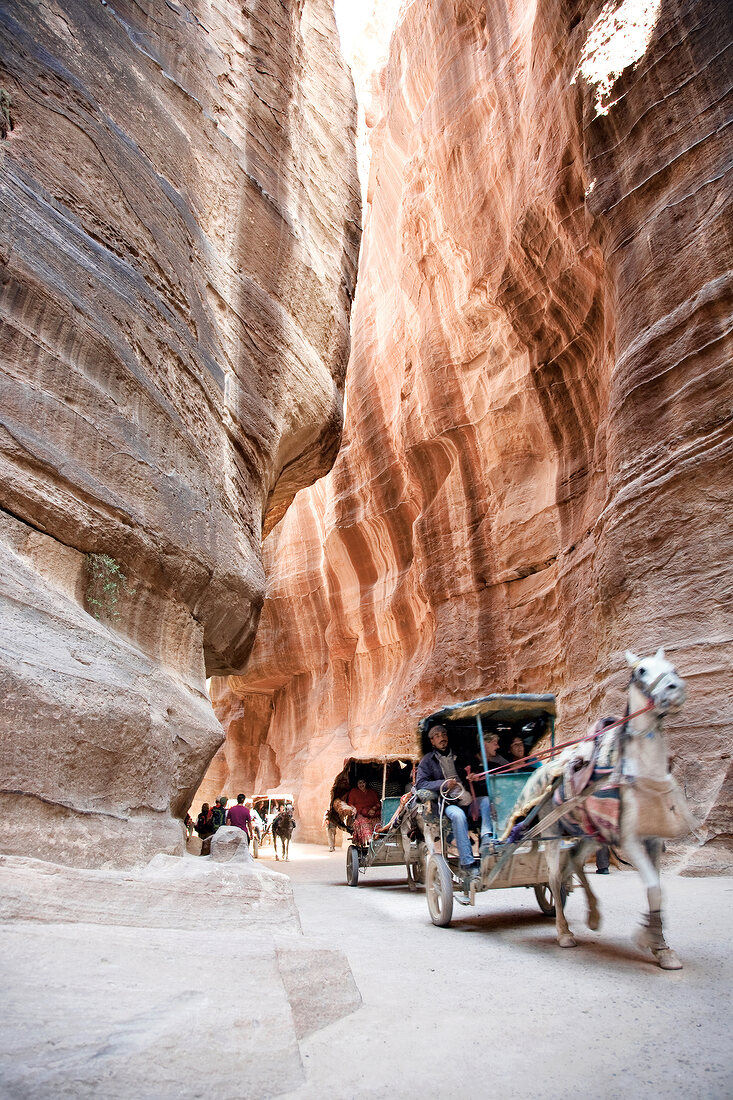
[205,0,733,872]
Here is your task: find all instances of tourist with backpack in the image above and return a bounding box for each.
[211,796,228,831]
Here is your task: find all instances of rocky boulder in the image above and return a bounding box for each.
[0,0,359,865]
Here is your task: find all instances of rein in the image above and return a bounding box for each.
[471,699,656,781]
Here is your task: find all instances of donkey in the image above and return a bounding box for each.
[272,807,296,861]
[528,649,692,969]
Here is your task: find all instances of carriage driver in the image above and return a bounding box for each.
[416,725,493,884]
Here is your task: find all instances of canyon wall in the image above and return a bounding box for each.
[208,0,732,869]
[0,0,360,866]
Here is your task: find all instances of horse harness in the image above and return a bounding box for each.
[272,809,295,832]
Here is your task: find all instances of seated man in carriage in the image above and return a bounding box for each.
[246,800,265,840]
[415,724,492,883]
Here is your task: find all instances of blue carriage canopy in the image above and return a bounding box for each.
[418,693,557,761]
[418,693,557,731]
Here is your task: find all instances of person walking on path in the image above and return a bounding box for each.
[195,803,214,838]
[211,797,228,832]
[323,808,341,851]
[226,794,252,842]
[195,803,215,856]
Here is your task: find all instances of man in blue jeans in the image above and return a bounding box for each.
[415,725,492,883]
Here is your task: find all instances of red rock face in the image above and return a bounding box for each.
[207,0,733,868]
[0,0,359,865]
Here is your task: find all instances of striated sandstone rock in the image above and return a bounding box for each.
[0,854,361,1094]
[0,1,359,863]
[209,0,733,863]
[0,850,299,931]
[3,924,310,1098]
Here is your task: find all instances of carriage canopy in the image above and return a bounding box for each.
[417,691,557,809]
[419,693,556,730]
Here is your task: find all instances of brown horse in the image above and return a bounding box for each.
[272,808,296,861]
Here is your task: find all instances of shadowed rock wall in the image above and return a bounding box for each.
[209,0,731,868]
[0,0,360,865]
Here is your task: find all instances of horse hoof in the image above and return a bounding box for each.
[558,934,577,948]
[654,948,683,971]
[588,911,601,932]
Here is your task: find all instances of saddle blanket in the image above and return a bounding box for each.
[554,771,621,843]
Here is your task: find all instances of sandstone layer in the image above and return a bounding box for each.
[0,852,360,1096]
[0,1,359,864]
[209,0,733,867]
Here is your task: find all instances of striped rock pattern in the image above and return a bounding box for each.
[0,0,360,865]
[210,0,732,869]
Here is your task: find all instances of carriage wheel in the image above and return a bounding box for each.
[426,854,453,927]
[533,883,568,917]
[346,844,360,887]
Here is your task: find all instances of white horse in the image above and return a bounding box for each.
[534,648,691,969]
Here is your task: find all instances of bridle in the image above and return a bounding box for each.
[629,663,685,712]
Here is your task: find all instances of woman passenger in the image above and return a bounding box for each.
[508,735,540,770]
[346,778,381,846]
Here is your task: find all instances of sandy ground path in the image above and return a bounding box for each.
[259,840,733,1100]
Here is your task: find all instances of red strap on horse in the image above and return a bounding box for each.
[472,700,655,781]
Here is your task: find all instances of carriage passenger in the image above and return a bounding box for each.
[246,800,264,839]
[483,732,509,769]
[506,736,541,770]
[416,725,492,882]
[346,778,381,846]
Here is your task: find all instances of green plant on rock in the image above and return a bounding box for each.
[84,552,134,621]
[1,90,14,140]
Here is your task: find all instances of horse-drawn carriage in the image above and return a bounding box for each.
[340,650,694,970]
[413,652,695,969]
[252,793,294,859]
[411,692,571,922]
[326,755,421,886]
[332,698,559,896]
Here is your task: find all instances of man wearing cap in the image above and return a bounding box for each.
[416,725,485,883]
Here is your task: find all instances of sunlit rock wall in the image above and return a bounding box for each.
[209,0,732,866]
[0,0,360,866]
